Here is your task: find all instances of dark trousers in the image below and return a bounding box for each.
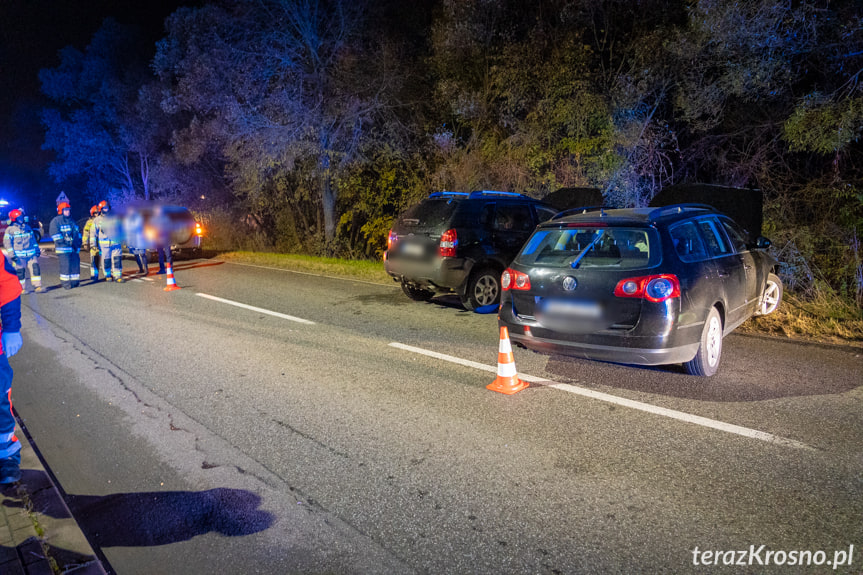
[157,246,173,272]
[0,353,20,465]
[90,251,101,279]
[132,249,148,273]
[58,251,81,289]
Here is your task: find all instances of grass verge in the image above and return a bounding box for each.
[215,251,393,284]
[215,251,863,348]
[738,293,863,348]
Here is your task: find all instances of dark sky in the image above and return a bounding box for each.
[0,0,190,211]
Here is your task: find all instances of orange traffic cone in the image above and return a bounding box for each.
[163,265,181,292]
[487,326,528,395]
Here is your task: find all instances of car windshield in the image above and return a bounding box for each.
[515,226,658,269]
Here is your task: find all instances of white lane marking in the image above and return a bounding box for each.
[196,293,315,325]
[390,343,499,373]
[220,260,395,288]
[388,342,812,450]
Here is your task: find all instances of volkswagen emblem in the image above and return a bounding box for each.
[562,276,577,291]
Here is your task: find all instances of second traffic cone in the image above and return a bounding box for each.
[163,265,181,291]
[487,326,528,395]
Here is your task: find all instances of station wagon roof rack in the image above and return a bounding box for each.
[468,190,529,199]
[428,191,469,198]
[647,203,716,219]
[551,206,606,220]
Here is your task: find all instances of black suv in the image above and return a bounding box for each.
[499,204,782,376]
[384,191,558,310]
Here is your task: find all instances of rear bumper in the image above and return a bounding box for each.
[507,329,699,366]
[499,301,700,366]
[384,253,470,292]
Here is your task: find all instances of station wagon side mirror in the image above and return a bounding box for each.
[755,236,771,249]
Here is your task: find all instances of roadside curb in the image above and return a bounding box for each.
[1,420,107,575]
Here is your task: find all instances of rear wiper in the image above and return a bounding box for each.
[570,231,605,269]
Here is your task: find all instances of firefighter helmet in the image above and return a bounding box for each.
[57,201,71,215]
[90,205,99,216]
[8,209,22,223]
[98,200,110,213]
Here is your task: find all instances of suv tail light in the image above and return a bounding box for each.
[439,228,457,257]
[614,274,680,302]
[387,229,397,251]
[502,268,531,291]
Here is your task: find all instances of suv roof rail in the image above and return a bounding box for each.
[551,206,606,220]
[648,203,716,219]
[468,190,529,199]
[428,191,469,198]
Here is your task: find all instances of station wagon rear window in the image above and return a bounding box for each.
[516,227,659,269]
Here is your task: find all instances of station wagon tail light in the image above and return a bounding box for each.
[614,274,680,302]
[387,229,397,251]
[439,228,458,257]
[502,268,531,291]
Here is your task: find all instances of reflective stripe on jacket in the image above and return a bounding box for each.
[2,223,38,259]
[49,215,82,254]
[90,214,123,249]
[82,218,95,246]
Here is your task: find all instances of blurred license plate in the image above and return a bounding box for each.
[402,243,424,256]
[541,299,602,319]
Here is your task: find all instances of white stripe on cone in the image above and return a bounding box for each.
[497,361,517,378]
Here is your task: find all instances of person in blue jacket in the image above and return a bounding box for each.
[0,249,23,484]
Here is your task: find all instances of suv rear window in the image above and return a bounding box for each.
[515,227,659,269]
[398,199,459,232]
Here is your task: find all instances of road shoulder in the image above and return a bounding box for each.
[1,420,106,575]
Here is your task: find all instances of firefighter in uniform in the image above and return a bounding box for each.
[82,205,102,281]
[0,250,23,484]
[2,209,42,293]
[49,202,82,289]
[90,200,125,282]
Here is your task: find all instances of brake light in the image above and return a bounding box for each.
[614,274,680,302]
[501,268,531,291]
[195,222,204,236]
[439,228,457,257]
[387,229,397,251]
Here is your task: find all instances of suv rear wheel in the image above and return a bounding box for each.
[460,267,501,311]
[401,280,434,302]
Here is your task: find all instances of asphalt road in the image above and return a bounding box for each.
[10,252,863,574]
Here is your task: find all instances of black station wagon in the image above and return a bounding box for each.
[498,204,783,376]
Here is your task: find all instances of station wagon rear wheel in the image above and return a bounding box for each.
[460,267,500,311]
[684,307,723,377]
[756,273,783,316]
